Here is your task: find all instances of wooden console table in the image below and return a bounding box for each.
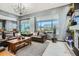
[7,37,32,54]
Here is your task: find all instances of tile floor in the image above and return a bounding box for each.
[43,40,72,56]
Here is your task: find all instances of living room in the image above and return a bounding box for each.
[0,2,79,56]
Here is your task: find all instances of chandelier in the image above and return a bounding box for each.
[14,3,26,16]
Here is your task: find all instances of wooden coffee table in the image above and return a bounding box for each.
[7,37,32,54]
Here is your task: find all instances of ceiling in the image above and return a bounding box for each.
[0,3,69,16]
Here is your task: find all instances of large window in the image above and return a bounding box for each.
[37,20,52,32]
[36,20,59,32]
[5,21,17,32]
[20,20,31,34]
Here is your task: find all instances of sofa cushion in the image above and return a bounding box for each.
[39,32,45,37]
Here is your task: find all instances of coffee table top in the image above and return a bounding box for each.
[7,37,31,44]
[8,39,23,44]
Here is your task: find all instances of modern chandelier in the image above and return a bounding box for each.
[13,3,26,16]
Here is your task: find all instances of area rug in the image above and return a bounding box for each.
[16,41,49,56]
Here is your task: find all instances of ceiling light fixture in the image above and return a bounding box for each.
[13,3,26,16]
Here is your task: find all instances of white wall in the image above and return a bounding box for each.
[25,3,69,15]
[36,14,59,21]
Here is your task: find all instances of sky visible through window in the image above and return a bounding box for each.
[21,20,30,34]
[5,21,17,31]
[37,20,59,32]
